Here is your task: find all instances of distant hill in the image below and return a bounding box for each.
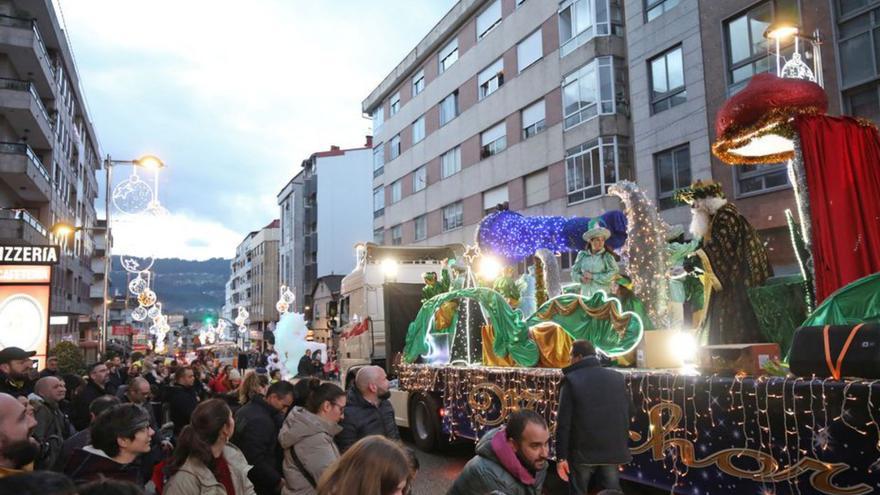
[110,257,231,319]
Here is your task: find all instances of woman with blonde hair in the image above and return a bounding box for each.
[237,370,269,405]
[316,435,412,495]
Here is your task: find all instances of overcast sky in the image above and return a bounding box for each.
[59,0,456,260]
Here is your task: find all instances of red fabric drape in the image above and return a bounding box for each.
[795,115,880,302]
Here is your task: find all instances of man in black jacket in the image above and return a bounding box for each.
[556,340,632,494]
[337,365,400,452]
[163,367,200,436]
[0,347,36,399]
[71,363,110,431]
[296,350,312,377]
[232,381,295,495]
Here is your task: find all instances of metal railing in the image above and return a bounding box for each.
[0,141,52,185]
[0,77,52,127]
[0,208,49,238]
[0,15,55,78]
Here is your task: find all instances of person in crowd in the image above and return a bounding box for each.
[127,363,142,382]
[0,347,36,399]
[238,352,249,373]
[53,395,120,471]
[59,374,83,418]
[209,365,234,394]
[0,470,77,495]
[448,409,549,495]
[234,381,295,495]
[77,478,146,495]
[310,351,323,379]
[556,340,632,493]
[142,360,164,388]
[292,377,321,410]
[269,369,282,384]
[238,370,269,406]
[297,350,312,378]
[192,367,210,400]
[163,399,256,495]
[29,376,74,469]
[336,365,399,452]
[322,356,338,382]
[122,377,168,481]
[107,356,127,395]
[279,382,346,494]
[39,356,60,378]
[164,367,200,436]
[0,393,39,478]
[71,362,111,431]
[316,435,411,495]
[62,403,154,485]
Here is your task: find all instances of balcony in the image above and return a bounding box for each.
[89,283,104,299]
[0,208,48,245]
[0,142,52,202]
[0,78,54,148]
[0,15,56,100]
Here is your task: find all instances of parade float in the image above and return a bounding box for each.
[379,55,880,495]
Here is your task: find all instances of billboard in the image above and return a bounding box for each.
[0,263,52,369]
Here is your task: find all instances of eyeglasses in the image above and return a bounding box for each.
[331,402,345,410]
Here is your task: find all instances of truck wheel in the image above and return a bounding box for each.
[410,393,441,452]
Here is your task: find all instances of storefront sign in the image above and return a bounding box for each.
[0,259,52,369]
[0,246,60,264]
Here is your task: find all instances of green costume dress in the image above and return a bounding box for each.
[571,248,619,298]
[621,294,654,330]
[667,239,703,308]
[421,269,451,303]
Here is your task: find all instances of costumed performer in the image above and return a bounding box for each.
[676,180,772,344]
[493,266,521,309]
[517,265,537,317]
[421,271,449,303]
[571,218,620,298]
[666,226,703,328]
[612,274,654,330]
[445,258,467,291]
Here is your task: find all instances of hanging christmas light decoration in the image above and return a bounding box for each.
[147,302,163,320]
[131,306,148,322]
[138,288,157,308]
[128,271,149,295]
[111,173,153,216]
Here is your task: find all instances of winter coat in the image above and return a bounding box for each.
[164,444,256,495]
[336,387,400,452]
[29,393,74,470]
[53,428,90,471]
[296,356,311,377]
[63,445,142,485]
[447,427,547,495]
[71,380,108,431]
[556,355,633,465]
[164,384,200,436]
[0,370,32,399]
[232,395,284,495]
[278,407,342,495]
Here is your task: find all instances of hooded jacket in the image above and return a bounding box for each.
[278,406,342,495]
[335,386,399,452]
[62,445,142,485]
[163,444,256,495]
[447,427,547,495]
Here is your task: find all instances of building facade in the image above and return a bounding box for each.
[279,140,373,315]
[834,0,880,123]
[223,220,280,349]
[363,0,848,275]
[0,0,102,346]
[309,275,343,346]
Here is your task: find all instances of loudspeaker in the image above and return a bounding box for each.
[789,324,880,379]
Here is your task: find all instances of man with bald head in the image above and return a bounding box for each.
[29,377,74,469]
[0,392,39,478]
[336,365,399,452]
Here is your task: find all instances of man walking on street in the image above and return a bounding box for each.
[233,380,295,495]
[336,365,400,452]
[556,340,632,494]
[0,347,36,399]
[71,363,110,431]
[448,409,549,495]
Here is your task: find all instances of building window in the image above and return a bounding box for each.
[391,180,402,203]
[736,163,789,197]
[373,228,384,244]
[479,58,505,100]
[372,107,384,134]
[558,0,623,57]
[373,143,384,177]
[413,165,427,192]
[644,0,679,22]
[483,185,509,214]
[525,169,549,207]
[845,82,880,123]
[391,225,403,245]
[441,147,461,178]
[439,38,459,73]
[390,92,401,116]
[440,91,459,125]
[837,5,880,88]
[442,202,463,231]
[390,134,401,160]
[373,186,384,218]
[562,57,616,129]
[725,0,801,93]
[649,46,686,113]
[477,0,502,40]
[517,29,543,72]
[654,144,691,210]
[521,100,546,139]
[412,69,425,96]
[414,215,427,241]
[565,136,628,204]
[413,116,426,144]
[481,122,507,158]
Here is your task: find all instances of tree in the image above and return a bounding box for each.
[52,341,85,376]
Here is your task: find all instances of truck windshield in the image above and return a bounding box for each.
[339,296,350,325]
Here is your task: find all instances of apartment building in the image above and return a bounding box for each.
[0,0,102,345]
[364,0,851,273]
[278,140,373,316]
[832,0,880,122]
[223,220,280,350]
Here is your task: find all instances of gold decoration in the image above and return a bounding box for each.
[532,298,632,339]
[481,324,516,367]
[712,106,821,166]
[529,322,573,368]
